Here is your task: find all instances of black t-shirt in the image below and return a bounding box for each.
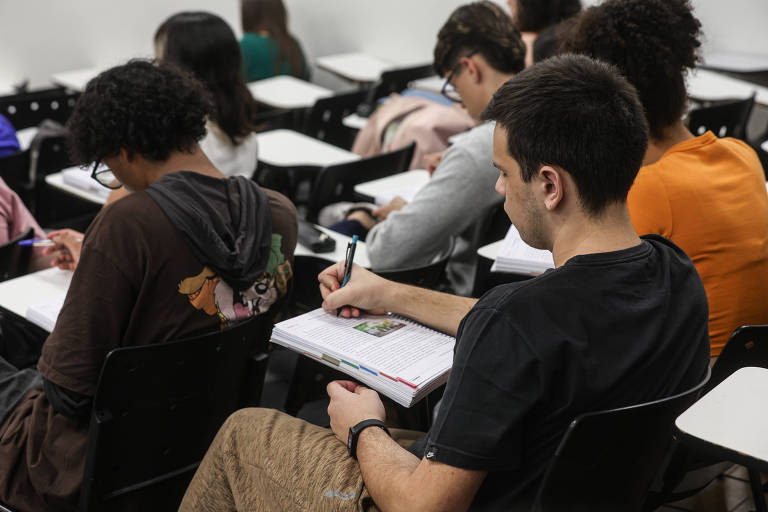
[409,235,710,510]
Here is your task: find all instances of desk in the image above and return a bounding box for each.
[703,51,768,73]
[677,366,768,473]
[342,113,368,130]
[295,225,371,268]
[0,268,72,330]
[410,75,444,95]
[354,169,430,204]
[477,240,502,262]
[316,53,392,83]
[247,76,332,110]
[45,171,108,205]
[51,67,101,92]
[256,129,360,168]
[688,68,768,106]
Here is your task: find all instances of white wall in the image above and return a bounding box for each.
[0,0,766,93]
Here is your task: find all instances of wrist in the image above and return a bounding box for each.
[348,419,389,459]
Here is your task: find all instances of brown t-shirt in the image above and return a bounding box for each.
[0,186,296,511]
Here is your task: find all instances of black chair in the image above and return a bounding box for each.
[0,87,80,130]
[77,315,272,512]
[375,236,454,289]
[533,368,710,512]
[358,64,435,117]
[0,227,33,281]
[304,90,368,149]
[710,325,768,393]
[305,142,416,223]
[0,149,32,204]
[687,95,755,140]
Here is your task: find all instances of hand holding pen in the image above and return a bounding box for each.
[337,235,358,316]
[40,229,84,271]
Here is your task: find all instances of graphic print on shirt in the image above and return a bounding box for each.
[177,233,293,328]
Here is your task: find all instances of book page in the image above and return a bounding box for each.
[276,309,454,384]
[496,225,554,272]
[26,293,66,332]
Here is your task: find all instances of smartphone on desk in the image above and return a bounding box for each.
[298,220,336,253]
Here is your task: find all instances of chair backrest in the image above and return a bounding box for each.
[0,149,32,193]
[710,325,768,394]
[687,95,755,140]
[374,237,454,289]
[305,90,368,149]
[533,368,711,512]
[305,142,415,222]
[359,64,436,116]
[0,88,80,130]
[0,227,33,281]
[78,315,272,512]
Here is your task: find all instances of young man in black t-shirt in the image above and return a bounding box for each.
[181,54,710,511]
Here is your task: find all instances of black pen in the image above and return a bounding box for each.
[337,235,359,317]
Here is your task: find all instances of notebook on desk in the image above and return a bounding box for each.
[271,308,454,407]
[26,293,66,332]
[61,167,111,199]
[493,225,554,275]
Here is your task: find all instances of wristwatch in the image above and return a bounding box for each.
[347,419,390,459]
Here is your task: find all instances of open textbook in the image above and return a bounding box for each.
[493,225,554,275]
[26,293,66,332]
[271,308,455,407]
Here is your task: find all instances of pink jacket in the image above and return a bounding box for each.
[352,94,476,169]
[0,176,45,246]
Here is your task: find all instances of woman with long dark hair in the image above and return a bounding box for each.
[240,0,309,81]
[508,0,581,66]
[155,12,260,177]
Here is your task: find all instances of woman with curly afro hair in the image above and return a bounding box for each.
[562,0,768,357]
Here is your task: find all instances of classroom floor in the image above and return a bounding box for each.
[261,349,767,512]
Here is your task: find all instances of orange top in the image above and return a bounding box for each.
[628,132,768,356]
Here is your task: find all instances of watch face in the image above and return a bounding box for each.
[347,429,354,451]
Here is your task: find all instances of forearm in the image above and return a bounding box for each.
[357,428,478,512]
[384,281,477,336]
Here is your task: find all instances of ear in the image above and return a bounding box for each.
[462,55,482,84]
[536,165,565,211]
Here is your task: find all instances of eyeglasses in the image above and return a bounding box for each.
[441,50,478,103]
[90,160,122,190]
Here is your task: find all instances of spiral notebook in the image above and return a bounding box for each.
[271,308,455,407]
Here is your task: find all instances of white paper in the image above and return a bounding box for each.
[26,293,66,332]
[494,225,554,275]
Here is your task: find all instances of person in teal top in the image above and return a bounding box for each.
[240,0,310,82]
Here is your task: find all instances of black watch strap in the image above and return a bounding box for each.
[347,419,390,459]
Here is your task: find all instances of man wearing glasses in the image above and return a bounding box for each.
[0,60,297,511]
[345,1,526,296]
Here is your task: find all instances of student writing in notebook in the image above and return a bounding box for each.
[561,0,768,356]
[338,2,526,296]
[0,61,297,511]
[180,55,709,511]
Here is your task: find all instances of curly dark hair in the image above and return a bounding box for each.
[156,12,260,145]
[434,1,526,76]
[514,0,582,32]
[560,0,701,139]
[482,54,649,216]
[66,59,212,164]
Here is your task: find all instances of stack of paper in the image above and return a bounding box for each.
[493,225,554,275]
[61,167,112,199]
[272,309,454,407]
[26,293,66,332]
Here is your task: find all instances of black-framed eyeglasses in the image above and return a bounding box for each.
[441,50,478,103]
[90,160,122,190]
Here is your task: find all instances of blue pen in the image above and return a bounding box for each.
[18,239,54,247]
[336,235,359,316]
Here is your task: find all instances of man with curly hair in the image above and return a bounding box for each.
[0,60,297,510]
[561,0,768,357]
[180,54,709,512]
